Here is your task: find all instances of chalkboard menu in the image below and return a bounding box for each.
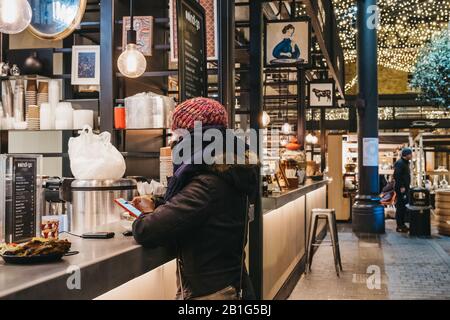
[8,158,37,243]
[177,0,207,101]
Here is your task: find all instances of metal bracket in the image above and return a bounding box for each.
[356,96,366,114]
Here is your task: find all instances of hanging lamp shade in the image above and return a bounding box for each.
[262,111,271,127]
[281,122,291,134]
[117,0,147,78]
[0,0,32,34]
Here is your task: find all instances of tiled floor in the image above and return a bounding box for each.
[288,219,450,300]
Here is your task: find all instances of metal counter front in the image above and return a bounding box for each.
[1,179,329,300]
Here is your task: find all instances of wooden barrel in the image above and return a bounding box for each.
[435,190,450,236]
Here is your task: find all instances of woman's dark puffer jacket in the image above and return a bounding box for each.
[132,164,258,299]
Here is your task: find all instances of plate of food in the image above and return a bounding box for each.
[0,238,77,265]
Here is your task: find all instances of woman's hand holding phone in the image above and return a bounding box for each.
[131,195,155,214]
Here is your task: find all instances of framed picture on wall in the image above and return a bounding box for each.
[264,18,311,67]
[309,81,335,107]
[169,0,217,62]
[71,46,100,85]
[122,16,154,56]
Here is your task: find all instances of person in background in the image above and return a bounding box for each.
[380,176,395,204]
[131,97,258,300]
[393,148,413,232]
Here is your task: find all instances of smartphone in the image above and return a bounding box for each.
[82,232,115,239]
[114,198,143,218]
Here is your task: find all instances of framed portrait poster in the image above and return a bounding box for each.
[71,45,100,86]
[265,18,311,67]
[170,0,217,62]
[309,81,335,107]
[122,16,154,56]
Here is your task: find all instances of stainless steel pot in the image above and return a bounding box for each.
[69,179,138,233]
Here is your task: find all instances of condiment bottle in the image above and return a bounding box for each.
[114,104,126,129]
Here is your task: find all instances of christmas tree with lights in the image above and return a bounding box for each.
[410,29,450,109]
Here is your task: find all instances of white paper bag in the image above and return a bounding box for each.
[68,125,126,180]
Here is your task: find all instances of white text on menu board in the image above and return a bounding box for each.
[185,9,200,30]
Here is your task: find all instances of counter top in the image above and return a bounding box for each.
[0,223,175,300]
[262,179,331,213]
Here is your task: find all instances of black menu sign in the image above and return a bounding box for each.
[8,157,37,243]
[177,0,207,102]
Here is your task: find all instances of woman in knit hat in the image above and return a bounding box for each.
[132,97,258,300]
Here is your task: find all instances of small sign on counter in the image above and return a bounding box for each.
[1,155,42,244]
[11,158,37,243]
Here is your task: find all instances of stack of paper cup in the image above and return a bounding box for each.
[40,103,53,130]
[55,102,73,130]
[26,104,40,130]
[25,79,37,108]
[37,81,49,106]
[48,80,60,129]
[159,147,173,187]
[73,110,94,129]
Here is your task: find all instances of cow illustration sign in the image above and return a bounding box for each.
[309,81,335,107]
[265,18,311,67]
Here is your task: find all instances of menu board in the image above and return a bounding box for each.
[9,158,37,243]
[177,0,207,101]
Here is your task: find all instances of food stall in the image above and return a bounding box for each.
[0,0,341,300]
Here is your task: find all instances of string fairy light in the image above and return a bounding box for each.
[333,0,450,72]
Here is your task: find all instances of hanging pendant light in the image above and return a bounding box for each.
[0,0,32,34]
[306,132,319,145]
[281,122,291,134]
[305,133,314,144]
[281,102,290,134]
[262,111,271,127]
[117,0,147,78]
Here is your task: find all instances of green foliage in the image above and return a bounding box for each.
[410,29,450,108]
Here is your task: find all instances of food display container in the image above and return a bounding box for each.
[66,179,138,233]
[124,92,175,129]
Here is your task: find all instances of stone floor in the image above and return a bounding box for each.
[288,219,450,300]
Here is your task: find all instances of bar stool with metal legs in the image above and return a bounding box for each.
[306,208,343,276]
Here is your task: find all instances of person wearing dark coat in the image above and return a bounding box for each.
[131,98,258,300]
[393,148,413,232]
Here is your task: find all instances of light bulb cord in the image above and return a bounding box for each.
[130,0,134,31]
[126,0,137,45]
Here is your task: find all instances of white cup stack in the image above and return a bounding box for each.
[39,103,53,130]
[55,102,74,130]
[73,110,94,129]
[48,80,60,129]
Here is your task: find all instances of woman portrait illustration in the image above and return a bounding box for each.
[271,24,301,62]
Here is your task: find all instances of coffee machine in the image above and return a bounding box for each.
[41,177,70,236]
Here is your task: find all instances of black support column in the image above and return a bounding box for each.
[352,0,385,233]
[217,0,235,127]
[249,0,264,300]
[297,68,306,148]
[100,0,116,136]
